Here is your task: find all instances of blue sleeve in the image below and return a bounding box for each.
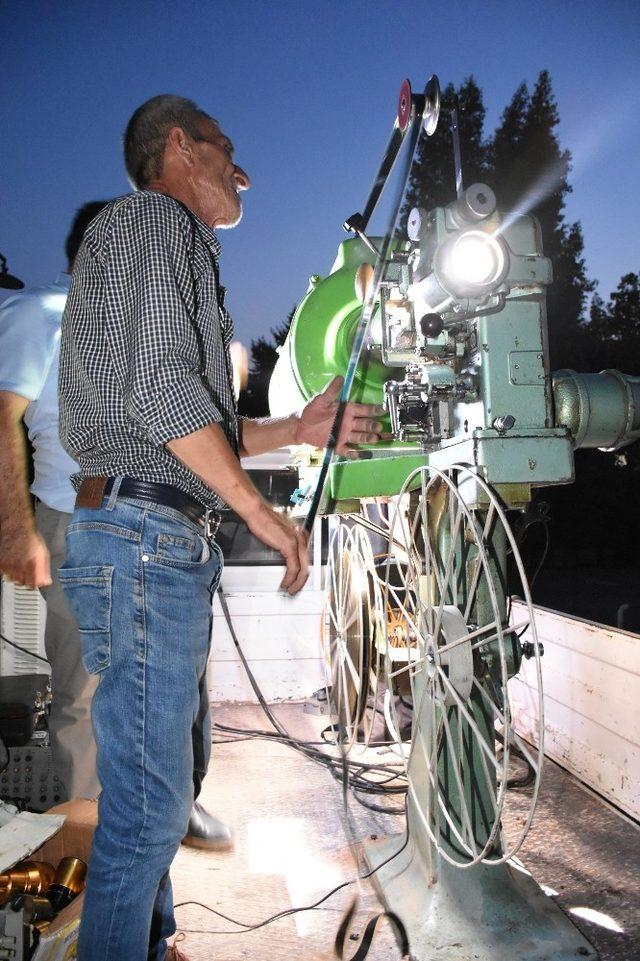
[0,292,56,400]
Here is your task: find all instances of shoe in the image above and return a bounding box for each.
[167,932,189,960]
[182,801,234,851]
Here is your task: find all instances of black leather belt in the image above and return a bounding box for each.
[76,476,221,539]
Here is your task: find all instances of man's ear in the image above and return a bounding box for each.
[165,125,195,167]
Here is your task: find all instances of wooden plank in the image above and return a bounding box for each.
[510,601,640,820]
[213,589,325,617]
[211,612,323,661]
[208,658,325,702]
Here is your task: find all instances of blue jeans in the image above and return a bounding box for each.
[59,489,223,961]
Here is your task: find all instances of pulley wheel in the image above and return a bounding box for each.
[397,79,412,132]
[422,74,440,136]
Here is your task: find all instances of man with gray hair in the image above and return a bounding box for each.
[59,94,383,961]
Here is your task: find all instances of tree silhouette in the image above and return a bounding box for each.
[583,271,640,370]
[489,71,593,369]
[400,76,487,231]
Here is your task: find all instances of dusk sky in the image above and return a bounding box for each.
[2,0,639,350]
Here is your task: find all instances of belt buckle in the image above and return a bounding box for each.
[204,508,220,540]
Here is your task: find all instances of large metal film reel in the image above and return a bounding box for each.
[322,520,384,750]
[381,465,544,867]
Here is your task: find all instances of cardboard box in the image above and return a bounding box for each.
[0,798,97,961]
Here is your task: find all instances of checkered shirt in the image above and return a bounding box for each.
[59,190,238,510]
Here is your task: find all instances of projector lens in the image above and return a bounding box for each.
[439,229,506,295]
[451,234,496,284]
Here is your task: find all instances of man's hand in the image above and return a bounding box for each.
[0,525,51,589]
[0,391,51,590]
[246,503,309,595]
[167,422,309,595]
[295,376,384,454]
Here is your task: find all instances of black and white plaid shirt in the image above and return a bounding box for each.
[59,190,238,511]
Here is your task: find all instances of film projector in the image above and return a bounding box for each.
[269,75,639,960]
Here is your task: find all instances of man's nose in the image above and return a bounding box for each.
[233,165,251,191]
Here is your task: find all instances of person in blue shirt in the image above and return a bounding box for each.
[0,203,107,803]
[0,203,234,850]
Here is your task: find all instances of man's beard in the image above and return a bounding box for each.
[217,201,243,230]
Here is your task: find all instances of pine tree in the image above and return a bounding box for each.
[486,71,593,369]
[603,271,640,339]
[487,81,529,202]
[584,271,640,370]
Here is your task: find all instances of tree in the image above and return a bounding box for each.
[400,76,487,231]
[486,70,593,370]
[584,271,640,370]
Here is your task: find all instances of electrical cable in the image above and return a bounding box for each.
[174,800,410,934]
[212,720,406,790]
[505,513,550,633]
[495,728,536,790]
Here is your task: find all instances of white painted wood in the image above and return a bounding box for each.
[210,587,326,702]
[212,612,323,661]
[510,601,640,821]
[208,658,325,703]
[219,558,326,595]
[213,586,325,617]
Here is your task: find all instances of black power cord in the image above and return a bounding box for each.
[174,799,410,935]
[495,728,536,790]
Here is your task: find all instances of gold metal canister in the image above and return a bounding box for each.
[52,857,87,895]
[0,861,56,903]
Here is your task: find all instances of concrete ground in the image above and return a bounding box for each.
[170,702,639,961]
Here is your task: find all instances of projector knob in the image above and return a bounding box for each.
[419,313,444,338]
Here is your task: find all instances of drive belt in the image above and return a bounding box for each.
[335,898,410,960]
[303,76,440,535]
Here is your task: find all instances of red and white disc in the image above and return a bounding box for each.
[397,79,412,132]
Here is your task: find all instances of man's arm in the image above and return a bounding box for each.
[167,423,308,594]
[97,196,308,594]
[0,391,51,589]
[238,376,384,459]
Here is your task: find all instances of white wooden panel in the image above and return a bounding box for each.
[212,589,325,618]
[510,601,640,821]
[209,588,326,702]
[208,658,325,703]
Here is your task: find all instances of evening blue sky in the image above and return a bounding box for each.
[2,0,639,349]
